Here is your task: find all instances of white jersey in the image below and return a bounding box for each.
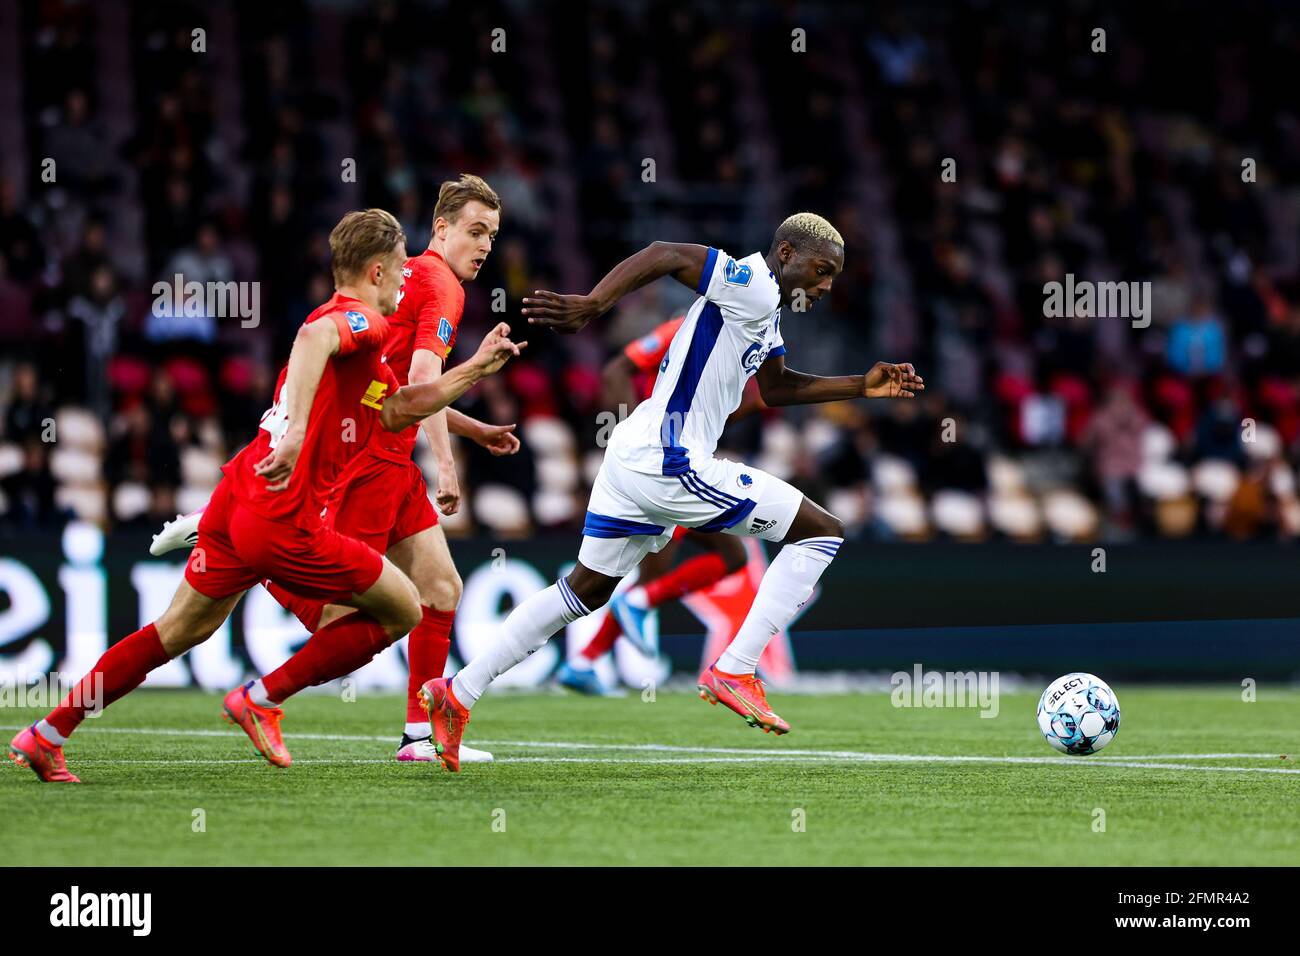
[606,247,785,475]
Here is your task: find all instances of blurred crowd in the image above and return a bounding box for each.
[2,0,1299,542]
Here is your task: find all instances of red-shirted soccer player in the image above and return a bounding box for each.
[150,176,514,765]
[7,209,524,783]
[555,315,761,696]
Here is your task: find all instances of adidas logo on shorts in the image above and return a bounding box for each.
[748,516,777,535]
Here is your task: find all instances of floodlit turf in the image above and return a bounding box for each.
[3,686,1298,865]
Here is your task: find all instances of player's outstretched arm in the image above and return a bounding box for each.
[381,323,525,432]
[254,317,340,490]
[446,408,520,456]
[755,354,924,407]
[522,241,709,334]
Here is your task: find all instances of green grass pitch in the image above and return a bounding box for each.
[3,686,1298,865]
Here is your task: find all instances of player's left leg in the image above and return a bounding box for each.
[384,523,492,763]
[558,532,680,695]
[700,494,844,735]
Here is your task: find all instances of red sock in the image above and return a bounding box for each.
[642,553,730,606]
[46,623,171,738]
[261,612,391,703]
[580,611,623,662]
[406,607,454,721]
[265,581,325,632]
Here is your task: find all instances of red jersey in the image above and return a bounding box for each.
[624,315,685,400]
[223,293,396,530]
[370,249,465,464]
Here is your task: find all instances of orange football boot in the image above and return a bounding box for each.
[223,684,292,767]
[419,677,470,772]
[8,725,80,783]
[697,663,791,734]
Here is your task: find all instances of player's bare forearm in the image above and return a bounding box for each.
[253,317,339,489]
[409,350,456,471]
[383,363,482,431]
[280,318,339,438]
[446,406,521,455]
[756,356,864,408]
[445,407,478,438]
[756,355,925,406]
[523,242,709,333]
[382,324,524,431]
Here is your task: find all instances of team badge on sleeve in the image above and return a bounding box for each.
[345,310,369,333]
[723,257,753,286]
[438,317,454,346]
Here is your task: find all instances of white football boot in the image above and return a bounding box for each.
[396,734,493,764]
[150,510,203,556]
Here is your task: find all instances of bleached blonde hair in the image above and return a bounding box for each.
[773,212,844,250]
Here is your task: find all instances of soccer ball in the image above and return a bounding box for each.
[1036,673,1120,755]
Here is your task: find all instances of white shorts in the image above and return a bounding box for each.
[578,454,805,577]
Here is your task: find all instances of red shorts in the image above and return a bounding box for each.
[185,480,384,602]
[328,452,438,553]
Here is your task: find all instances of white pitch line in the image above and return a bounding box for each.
[42,755,1300,774]
[4,725,1297,775]
[2,723,1289,764]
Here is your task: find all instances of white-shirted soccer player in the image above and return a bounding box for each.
[418,213,923,770]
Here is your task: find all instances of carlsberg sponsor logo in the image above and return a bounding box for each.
[50,886,151,936]
[1042,273,1151,328]
[890,664,1000,718]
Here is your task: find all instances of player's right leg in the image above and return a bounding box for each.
[385,523,494,763]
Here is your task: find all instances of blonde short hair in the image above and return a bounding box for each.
[773,212,844,250]
[433,174,502,225]
[329,208,406,284]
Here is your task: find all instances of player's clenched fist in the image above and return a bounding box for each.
[469,322,527,375]
[863,362,925,399]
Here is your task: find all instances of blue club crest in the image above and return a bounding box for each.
[723,257,753,287]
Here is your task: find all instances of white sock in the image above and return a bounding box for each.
[453,579,591,708]
[624,586,649,609]
[35,719,67,746]
[716,537,842,675]
[246,679,275,707]
[404,721,431,739]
